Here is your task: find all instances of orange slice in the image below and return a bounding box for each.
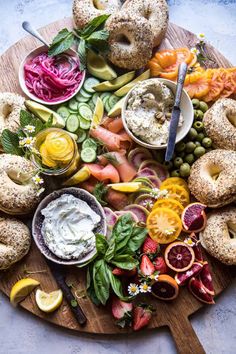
[160,177,189,193]
[152,198,184,217]
[159,184,190,207]
[151,274,179,300]
[147,207,182,244]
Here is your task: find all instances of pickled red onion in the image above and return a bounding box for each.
[24,52,83,102]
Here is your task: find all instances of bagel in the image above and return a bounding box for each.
[122,0,169,47]
[203,98,236,150]
[0,154,41,215]
[200,207,236,265]
[188,149,236,208]
[72,0,122,29]
[106,12,154,69]
[0,92,25,136]
[0,216,31,270]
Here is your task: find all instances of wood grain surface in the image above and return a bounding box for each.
[0,18,233,354]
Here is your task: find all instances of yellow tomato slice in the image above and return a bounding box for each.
[160,177,189,193]
[152,198,184,217]
[160,184,190,207]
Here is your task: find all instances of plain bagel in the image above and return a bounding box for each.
[0,92,25,136]
[0,216,31,270]
[203,98,236,150]
[72,0,122,29]
[200,207,236,265]
[122,0,169,47]
[188,149,236,208]
[105,12,154,69]
[0,154,41,215]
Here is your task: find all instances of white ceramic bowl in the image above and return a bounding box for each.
[19,45,86,106]
[121,78,194,150]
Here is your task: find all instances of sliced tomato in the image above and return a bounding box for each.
[155,49,177,68]
[203,69,225,102]
[184,71,210,99]
[148,59,163,77]
[218,69,235,98]
[159,48,194,80]
[227,68,236,93]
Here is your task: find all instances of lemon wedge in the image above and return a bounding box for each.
[108,182,143,193]
[35,289,63,313]
[91,97,104,129]
[10,278,40,306]
[63,166,90,186]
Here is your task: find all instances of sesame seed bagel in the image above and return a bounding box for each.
[200,207,236,265]
[0,216,31,270]
[0,92,25,136]
[72,0,122,29]
[106,12,154,69]
[122,0,169,47]
[0,154,41,215]
[188,149,236,208]
[203,98,236,150]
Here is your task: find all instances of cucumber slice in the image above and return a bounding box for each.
[66,114,80,133]
[108,95,120,109]
[75,93,90,103]
[105,99,112,113]
[92,92,100,105]
[80,88,93,99]
[81,147,97,163]
[79,117,91,130]
[84,78,100,93]
[57,106,70,120]
[78,105,93,121]
[82,138,98,151]
[68,98,79,111]
[68,108,79,114]
[88,100,95,111]
[77,129,87,143]
[100,92,112,103]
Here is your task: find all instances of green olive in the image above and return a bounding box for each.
[195,110,204,120]
[179,163,191,177]
[196,132,205,142]
[188,127,198,140]
[185,141,196,153]
[163,161,173,170]
[174,157,183,168]
[154,150,165,163]
[178,151,186,159]
[171,169,180,177]
[193,121,204,132]
[194,141,201,147]
[185,153,195,164]
[202,137,212,148]
[194,146,206,158]
[175,142,186,152]
[199,101,209,112]
[192,98,200,108]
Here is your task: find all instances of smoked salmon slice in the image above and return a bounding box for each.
[107,117,124,133]
[90,126,131,151]
[85,163,120,183]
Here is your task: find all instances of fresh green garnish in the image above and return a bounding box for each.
[70,299,78,307]
[93,182,108,206]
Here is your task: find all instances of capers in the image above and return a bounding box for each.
[192,98,200,108]
[174,157,183,168]
[194,146,206,157]
[199,101,209,112]
[196,132,205,142]
[175,142,186,152]
[185,153,195,164]
[188,127,198,140]
[195,110,204,120]
[171,169,180,177]
[193,121,204,132]
[202,137,212,148]
[185,141,196,153]
[180,163,191,177]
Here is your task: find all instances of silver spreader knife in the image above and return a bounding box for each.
[165,62,188,161]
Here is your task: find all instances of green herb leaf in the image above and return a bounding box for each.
[96,233,108,256]
[77,39,87,71]
[93,182,108,206]
[20,109,33,127]
[110,255,139,270]
[48,30,74,57]
[126,226,148,253]
[86,264,101,305]
[79,15,110,39]
[86,30,109,50]
[93,259,110,305]
[70,299,78,307]
[51,28,72,46]
[112,214,134,252]
[107,267,129,301]
[104,237,116,262]
[1,129,23,156]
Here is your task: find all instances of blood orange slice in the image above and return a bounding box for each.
[175,262,203,286]
[152,198,184,217]
[189,277,215,304]
[151,274,179,301]
[165,241,195,272]
[182,202,207,233]
[199,262,215,296]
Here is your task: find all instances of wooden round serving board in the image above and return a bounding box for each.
[0,17,233,354]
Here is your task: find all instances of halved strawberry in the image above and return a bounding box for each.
[112,297,133,328]
[153,256,168,274]
[142,236,159,255]
[112,267,137,277]
[140,255,155,276]
[133,304,154,331]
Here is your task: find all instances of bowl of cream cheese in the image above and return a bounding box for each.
[32,187,107,266]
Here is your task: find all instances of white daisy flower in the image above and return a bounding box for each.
[19,136,35,148]
[197,33,205,41]
[150,188,169,200]
[128,283,139,296]
[190,47,200,55]
[149,273,159,281]
[139,282,151,293]
[184,237,195,247]
[24,125,35,133]
[36,187,45,196]
[32,174,44,185]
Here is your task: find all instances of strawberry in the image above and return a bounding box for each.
[153,256,168,274]
[111,297,133,328]
[142,236,159,255]
[112,267,137,277]
[140,255,155,276]
[133,304,153,331]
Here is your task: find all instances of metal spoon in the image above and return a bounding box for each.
[22,21,49,47]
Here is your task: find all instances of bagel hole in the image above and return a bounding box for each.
[7,170,31,185]
[227,110,236,127]
[93,0,106,10]
[208,164,222,181]
[115,34,131,46]
[227,222,236,239]
[2,104,12,119]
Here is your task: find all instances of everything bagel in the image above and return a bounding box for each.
[0,92,25,136]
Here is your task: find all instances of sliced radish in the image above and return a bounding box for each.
[136,168,157,178]
[134,194,156,211]
[199,262,215,296]
[124,204,149,223]
[128,148,153,170]
[148,176,162,188]
[115,210,139,223]
[139,160,169,181]
[103,207,118,238]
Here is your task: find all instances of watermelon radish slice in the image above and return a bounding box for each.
[188,277,215,304]
[115,210,139,223]
[199,262,215,296]
[175,262,203,286]
[134,194,156,211]
[103,207,118,238]
[138,160,169,181]
[124,204,149,223]
[136,168,157,178]
[148,176,162,188]
[128,148,153,170]
[133,177,153,188]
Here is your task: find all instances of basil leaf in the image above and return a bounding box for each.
[79,15,110,39]
[86,30,109,50]
[104,237,116,262]
[77,39,87,71]
[107,267,129,301]
[110,255,139,270]
[93,259,110,305]
[20,109,33,127]
[96,233,108,256]
[112,214,134,252]
[127,226,148,252]
[86,265,101,306]
[1,129,23,156]
[48,31,74,57]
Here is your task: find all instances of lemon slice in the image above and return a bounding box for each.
[10,278,40,306]
[35,289,63,313]
[91,97,104,129]
[63,166,90,186]
[108,182,142,193]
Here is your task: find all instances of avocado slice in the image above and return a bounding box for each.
[107,96,126,117]
[93,71,135,92]
[87,49,117,81]
[114,69,151,97]
[25,100,65,128]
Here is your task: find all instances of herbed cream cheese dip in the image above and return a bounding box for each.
[125,79,184,146]
[41,194,101,260]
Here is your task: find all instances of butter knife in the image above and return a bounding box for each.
[165,62,188,161]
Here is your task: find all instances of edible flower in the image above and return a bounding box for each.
[184,237,196,247]
[139,282,151,293]
[19,136,35,148]
[150,188,169,200]
[149,273,159,282]
[24,125,35,133]
[128,283,139,296]
[36,187,45,196]
[197,33,205,41]
[190,47,200,55]
[32,174,44,185]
